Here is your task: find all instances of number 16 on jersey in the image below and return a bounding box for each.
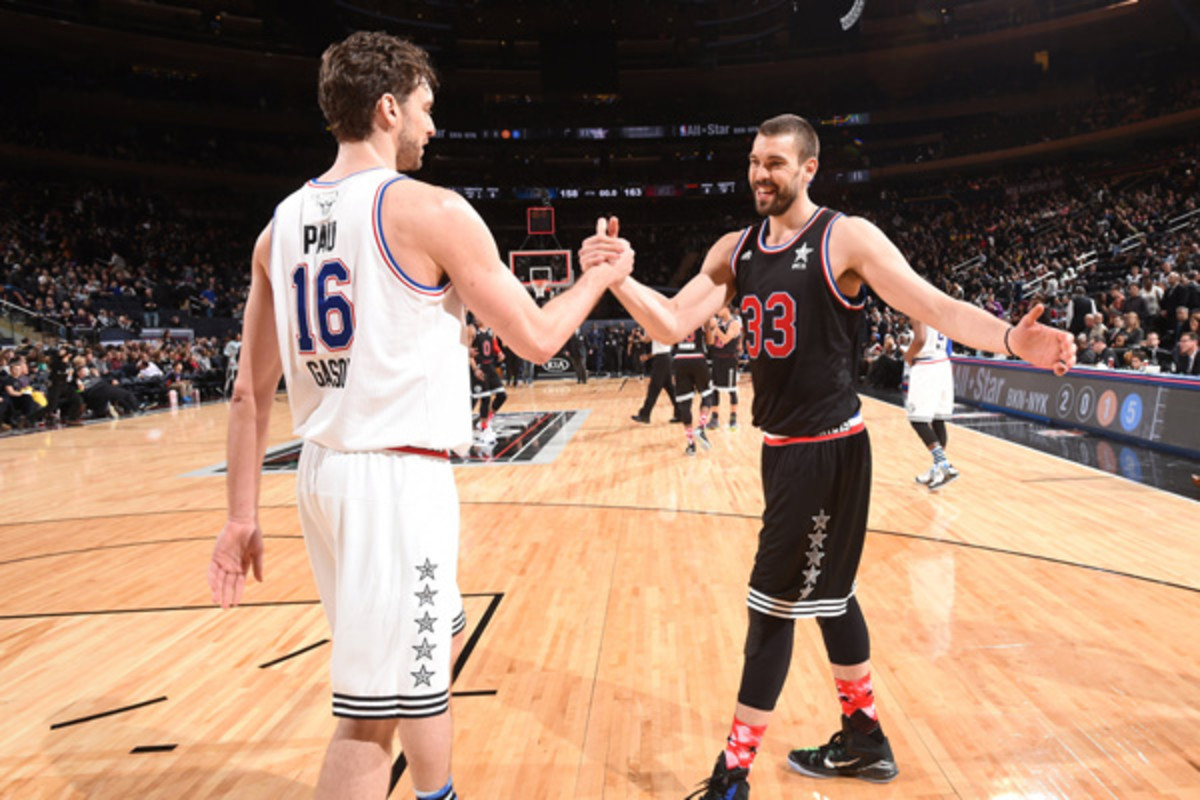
[292,260,356,354]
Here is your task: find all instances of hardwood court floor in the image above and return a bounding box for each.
[0,377,1197,799]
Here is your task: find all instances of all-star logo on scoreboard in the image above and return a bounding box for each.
[188,410,589,476]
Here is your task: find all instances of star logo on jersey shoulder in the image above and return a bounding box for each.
[740,250,753,261]
[792,242,813,270]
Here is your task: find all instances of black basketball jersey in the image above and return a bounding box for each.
[730,207,865,436]
[472,329,500,367]
[711,316,741,359]
[672,327,707,359]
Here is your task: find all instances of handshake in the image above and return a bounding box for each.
[579,216,635,284]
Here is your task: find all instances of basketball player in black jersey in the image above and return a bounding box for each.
[470,323,506,442]
[580,114,1074,799]
[672,326,715,455]
[706,305,742,431]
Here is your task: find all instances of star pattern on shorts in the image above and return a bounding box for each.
[808,530,827,548]
[415,611,437,633]
[411,664,434,687]
[415,585,438,606]
[803,565,821,585]
[811,510,830,531]
[806,549,825,567]
[416,559,438,581]
[412,638,435,661]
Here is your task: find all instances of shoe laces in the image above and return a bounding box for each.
[684,764,748,799]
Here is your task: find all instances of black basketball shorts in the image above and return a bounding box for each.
[712,357,739,392]
[672,357,712,402]
[471,364,505,399]
[748,427,872,618]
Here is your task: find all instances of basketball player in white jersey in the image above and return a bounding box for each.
[904,320,958,490]
[206,32,631,800]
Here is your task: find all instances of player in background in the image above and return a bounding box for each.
[904,320,958,490]
[470,321,507,442]
[706,305,743,431]
[672,325,714,455]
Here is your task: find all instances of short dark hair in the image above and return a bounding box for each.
[758,114,820,161]
[318,31,438,143]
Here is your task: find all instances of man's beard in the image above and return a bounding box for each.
[396,134,423,172]
[754,181,797,217]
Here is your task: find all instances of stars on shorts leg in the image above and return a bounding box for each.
[413,638,436,661]
[415,611,437,634]
[415,585,438,606]
[416,558,438,581]
[411,664,434,687]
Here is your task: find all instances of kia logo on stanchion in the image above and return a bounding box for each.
[544,357,570,373]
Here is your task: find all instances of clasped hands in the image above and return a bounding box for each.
[579,216,635,283]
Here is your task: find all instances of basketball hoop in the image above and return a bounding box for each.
[531,280,549,302]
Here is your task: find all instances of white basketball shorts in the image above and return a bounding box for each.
[297,441,466,719]
[905,359,954,423]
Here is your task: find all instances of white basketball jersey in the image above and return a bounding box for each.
[268,167,472,453]
[914,325,951,362]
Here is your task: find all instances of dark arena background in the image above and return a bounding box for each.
[1,2,1198,798]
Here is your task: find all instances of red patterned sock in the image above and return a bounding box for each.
[722,716,767,770]
[686,427,695,442]
[836,673,879,731]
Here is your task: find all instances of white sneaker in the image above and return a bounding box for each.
[927,465,960,491]
[915,466,937,485]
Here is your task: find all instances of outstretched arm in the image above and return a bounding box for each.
[830,216,1075,374]
[208,225,281,609]
[425,198,631,363]
[580,220,738,344]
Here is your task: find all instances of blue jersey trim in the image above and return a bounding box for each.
[374,176,451,295]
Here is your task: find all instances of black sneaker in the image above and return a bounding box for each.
[685,755,749,800]
[696,428,712,451]
[787,722,898,784]
[684,441,696,457]
[706,412,719,430]
[631,413,651,424]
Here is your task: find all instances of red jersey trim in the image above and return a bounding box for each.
[763,413,865,445]
[729,226,753,277]
[819,212,866,310]
[388,445,451,460]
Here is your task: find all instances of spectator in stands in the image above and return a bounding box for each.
[1085,313,1108,343]
[137,358,163,380]
[1122,311,1145,346]
[1079,338,1114,368]
[1172,332,1199,375]
[1125,284,1151,332]
[142,288,159,328]
[1164,305,1191,348]
[79,366,141,417]
[1066,285,1097,336]
[2,359,44,428]
[1143,332,1171,372]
